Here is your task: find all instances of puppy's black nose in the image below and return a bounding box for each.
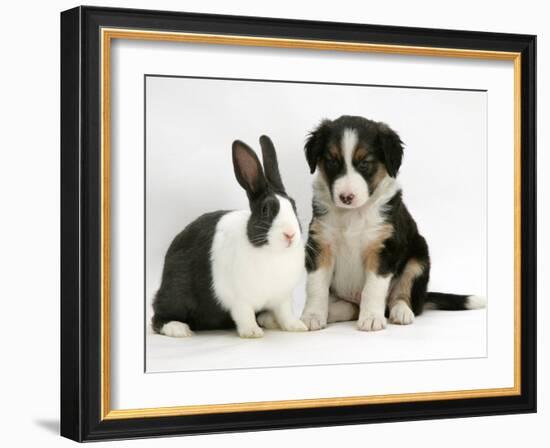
[339,193,355,205]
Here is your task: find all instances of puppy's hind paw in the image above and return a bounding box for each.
[301,313,327,331]
[281,319,308,332]
[389,301,415,325]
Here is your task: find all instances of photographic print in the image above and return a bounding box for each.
[145,76,487,373]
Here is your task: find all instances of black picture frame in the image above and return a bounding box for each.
[61,5,536,442]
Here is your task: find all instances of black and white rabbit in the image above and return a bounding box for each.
[151,136,307,338]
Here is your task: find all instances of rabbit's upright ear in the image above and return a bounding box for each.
[232,140,267,199]
[259,135,285,193]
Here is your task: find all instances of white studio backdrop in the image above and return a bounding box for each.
[144,76,488,372]
[1,0,547,447]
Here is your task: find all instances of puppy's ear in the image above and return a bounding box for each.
[305,119,332,174]
[376,122,403,178]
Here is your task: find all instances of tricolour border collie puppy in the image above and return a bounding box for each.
[300,115,486,332]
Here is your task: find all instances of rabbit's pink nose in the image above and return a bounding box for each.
[283,232,295,242]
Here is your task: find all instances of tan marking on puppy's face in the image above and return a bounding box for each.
[388,259,425,307]
[352,147,369,163]
[362,223,394,272]
[328,145,343,160]
[371,164,389,191]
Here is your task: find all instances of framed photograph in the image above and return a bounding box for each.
[60,6,536,442]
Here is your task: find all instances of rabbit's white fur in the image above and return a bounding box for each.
[211,195,307,337]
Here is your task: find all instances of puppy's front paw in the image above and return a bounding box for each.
[357,314,387,332]
[301,313,327,331]
[238,325,264,338]
[389,301,415,325]
[281,319,308,332]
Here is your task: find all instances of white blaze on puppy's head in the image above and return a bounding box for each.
[332,128,369,209]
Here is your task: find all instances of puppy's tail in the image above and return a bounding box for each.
[425,292,486,311]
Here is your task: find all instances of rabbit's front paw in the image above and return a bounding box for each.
[257,311,280,329]
[238,325,264,338]
[281,319,308,332]
[301,313,327,331]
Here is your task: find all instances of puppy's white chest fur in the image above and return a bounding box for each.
[331,206,387,302]
[315,176,400,302]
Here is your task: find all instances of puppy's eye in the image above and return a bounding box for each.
[357,159,373,170]
[325,158,339,170]
[261,203,271,217]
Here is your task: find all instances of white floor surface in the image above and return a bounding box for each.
[146,309,487,373]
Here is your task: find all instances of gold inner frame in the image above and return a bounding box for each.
[100,28,522,420]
